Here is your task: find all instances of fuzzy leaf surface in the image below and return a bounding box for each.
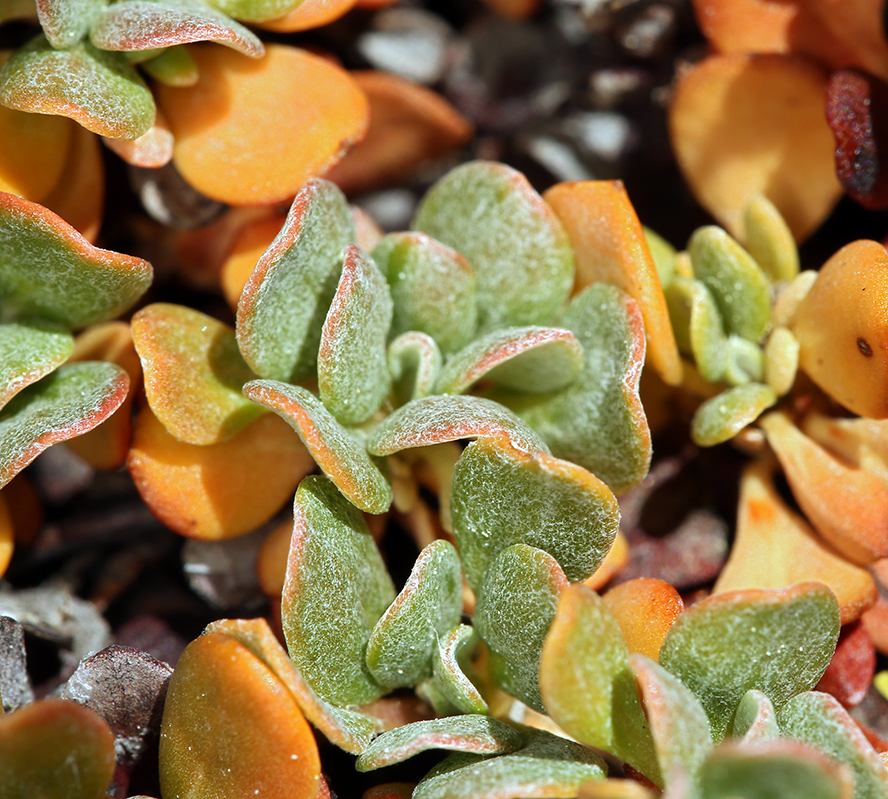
[90,0,264,56]
[244,380,391,514]
[356,716,523,772]
[282,476,395,707]
[0,321,73,409]
[498,283,650,494]
[366,540,463,690]
[0,36,155,139]
[132,303,263,445]
[237,179,354,382]
[388,332,441,404]
[659,584,840,741]
[318,245,393,425]
[373,232,477,355]
[0,361,127,489]
[0,192,152,328]
[37,0,106,48]
[424,625,488,715]
[691,383,777,447]
[413,161,574,332]
[413,730,606,799]
[450,436,619,592]
[474,544,567,712]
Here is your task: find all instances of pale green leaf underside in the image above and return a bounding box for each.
[0,320,73,409]
[691,383,776,447]
[282,476,395,707]
[413,161,574,333]
[388,332,442,405]
[37,0,106,48]
[659,585,840,742]
[356,716,523,772]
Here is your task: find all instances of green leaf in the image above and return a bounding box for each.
[388,332,442,405]
[730,690,779,742]
[368,394,549,457]
[244,380,392,514]
[318,245,393,425]
[498,283,651,494]
[743,195,799,283]
[435,326,583,396]
[413,730,606,799]
[0,361,127,489]
[423,625,488,715]
[688,226,771,343]
[659,584,840,742]
[413,161,574,332]
[664,276,726,383]
[0,320,73,409]
[89,0,264,57]
[356,716,523,772]
[37,0,106,48]
[643,226,677,288]
[722,335,764,386]
[281,476,395,707]
[132,303,264,445]
[202,0,303,23]
[373,231,477,355]
[474,544,567,712]
[763,327,799,397]
[691,383,777,447]
[450,436,619,592]
[539,584,661,784]
[141,44,198,86]
[0,36,155,139]
[777,691,888,799]
[0,192,152,328]
[366,540,463,690]
[237,179,354,383]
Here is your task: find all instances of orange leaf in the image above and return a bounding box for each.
[257,515,293,597]
[0,101,71,201]
[102,108,173,168]
[583,531,629,591]
[157,43,369,205]
[221,213,287,310]
[602,577,683,661]
[256,0,358,32]
[0,491,13,579]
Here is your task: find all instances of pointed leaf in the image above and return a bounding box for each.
[0,36,154,139]
[319,245,393,425]
[388,332,442,404]
[243,380,392,514]
[659,584,841,741]
[90,0,264,57]
[691,383,776,447]
[450,436,619,591]
[237,179,354,382]
[413,161,574,332]
[664,276,726,383]
[133,303,264,445]
[356,716,523,772]
[0,362,127,489]
[372,231,477,355]
[474,544,567,712]
[0,320,73,409]
[413,730,607,799]
[731,690,779,742]
[0,191,152,328]
[425,625,488,715]
[282,476,395,707]
[37,0,106,49]
[368,395,548,457]
[366,540,463,690]
[435,326,583,396]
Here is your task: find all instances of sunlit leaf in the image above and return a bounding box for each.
[602,578,683,662]
[691,383,776,447]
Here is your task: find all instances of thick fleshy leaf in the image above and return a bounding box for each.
[659,584,841,741]
[790,240,888,419]
[133,304,264,445]
[0,102,72,202]
[159,630,321,799]
[731,689,780,742]
[318,245,392,425]
[90,0,264,57]
[220,211,287,309]
[102,112,174,168]
[543,180,682,386]
[388,332,442,404]
[413,730,607,799]
[474,544,567,712]
[37,0,106,49]
[602,578,684,662]
[243,380,392,514]
[499,283,650,494]
[0,191,152,328]
[356,717,523,772]
[0,36,155,139]
[282,476,395,707]
[413,161,574,332]
[743,194,799,283]
[664,276,727,383]
[157,44,369,205]
[424,625,488,715]
[372,231,477,355]
[802,412,888,485]
[539,584,661,783]
[714,460,877,624]
[777,691,888,799]
[366,540,463,690]
[236,179,354,383]
[127,406,314,539]
[763,326,799,396]
[0,361,127,489]
[368,394,548,457]
[0,320,73,409]
[202,0,302,22]
[435,326,583,396]
[691,383,776,447]
[142,44,199,86]
[688,226,771,343]
[0,699,115,799]
[450,436,619,591]
[254,0,356,31]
